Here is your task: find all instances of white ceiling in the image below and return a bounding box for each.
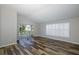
[1,4,79,23]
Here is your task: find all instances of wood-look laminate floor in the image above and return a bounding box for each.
[0,37,79,55]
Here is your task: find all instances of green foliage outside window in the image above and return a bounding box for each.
[18,24,32,36]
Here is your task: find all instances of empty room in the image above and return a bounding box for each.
[0,4,79,55]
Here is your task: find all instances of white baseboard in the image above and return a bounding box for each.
[0,42,17,48]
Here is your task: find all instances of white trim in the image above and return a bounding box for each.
[0,43,17,48]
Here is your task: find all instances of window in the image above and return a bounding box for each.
[17,24,32,35]
[46,23,70,38]
[25,25,32,31]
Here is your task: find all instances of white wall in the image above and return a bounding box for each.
[0,6,17,47]
[70,18,79,44]
[39,17,79,44]
[0,9,1,45]
[17,15,39,36]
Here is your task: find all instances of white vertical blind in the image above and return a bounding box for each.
[46,23,70,38]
